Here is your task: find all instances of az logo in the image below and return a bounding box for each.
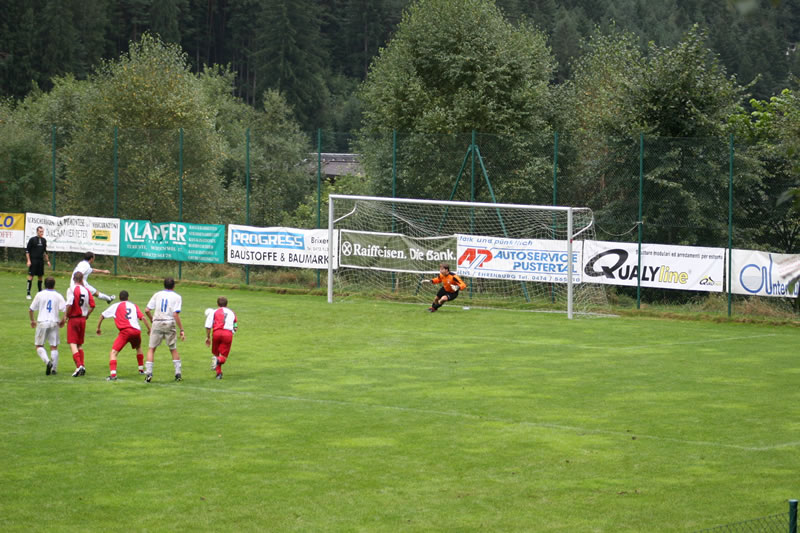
[458,248,493,268]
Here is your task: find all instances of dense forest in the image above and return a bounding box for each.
[2,0,800,134]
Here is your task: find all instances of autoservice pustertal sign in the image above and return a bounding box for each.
[26,213,120,255]
[0,213,25,247]
[456,234,581,283]
[228,225,336,269]
[120,220,225,263]
[732,249,799,298]
[582,241,725,292]
[338,230,455,273]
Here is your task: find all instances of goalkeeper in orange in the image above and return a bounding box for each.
[423,262,467,312]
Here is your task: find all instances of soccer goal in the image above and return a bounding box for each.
[327,195,607,318]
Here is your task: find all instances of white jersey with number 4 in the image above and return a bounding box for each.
[30,289,66,325]
[147,290,182,322]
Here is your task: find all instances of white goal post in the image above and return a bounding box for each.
[327,194,606,318]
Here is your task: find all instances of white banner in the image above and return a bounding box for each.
[582,241,725,292]
[732,249,799,297]
[0,213,25,247]
[25,213,120,255]
[456,234,581,283]
[228,225,336,269]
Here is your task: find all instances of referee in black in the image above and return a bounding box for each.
[26,226,50,300]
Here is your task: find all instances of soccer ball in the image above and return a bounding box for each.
[204,308,214,317]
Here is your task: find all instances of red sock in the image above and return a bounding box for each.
[137,353,144,367]
[79,349,85,367]
[110,360,117,376]
[73,352,81,367]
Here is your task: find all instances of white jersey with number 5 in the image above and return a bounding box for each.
[147,289,182,322]
[30,289,66,325]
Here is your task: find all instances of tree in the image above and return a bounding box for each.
[254,0,330,132]
[61,33,234,223]
[357,0,556,202]
[564,25,753,248]
[0,100,52,214]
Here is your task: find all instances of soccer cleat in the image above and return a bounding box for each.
[108,295,116,303]
[46,362,52,375]
[72,368,81,377]
[215,372,223,380]
[427,307,437,312]
[78,366,86,376]
[175,373,182,382]
[138,369,145,375]
[106,375,117,381]
[211,356,218,371]
[144,373,152,383]
[50,370,57,375]
[26,294,32,300]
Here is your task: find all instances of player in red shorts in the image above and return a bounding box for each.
[205,297,237,380]
[65,271,95,377]
[96,290,151,381]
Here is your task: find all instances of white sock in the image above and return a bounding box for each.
[173,359,182,374]
[36,347,49,364]
[51,350,59,370]
[98,292,112,302]
[145,361,154,374]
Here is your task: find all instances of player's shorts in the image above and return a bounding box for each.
[67,316,86,345]
[112,328,141,352]
[34,321,60,346]
[149,321,177,350]
[211,330,233,357]
[437,287,459,301]
[28,260,45,277]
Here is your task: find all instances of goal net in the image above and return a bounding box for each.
[327,195,607,317]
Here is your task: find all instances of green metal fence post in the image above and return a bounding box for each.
[727,133,734,318]
[245,128,251,285]
[637,133,644,310]
[178,128,184,280]
[316,128,322,288]
[113,126,118,276]
[552,131,558,206]
[790,499,797,533]
[51,126,56,271]
[551,131,559,304]
[392,130,397,198]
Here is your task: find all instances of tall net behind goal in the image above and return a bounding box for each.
[327,195,607,317]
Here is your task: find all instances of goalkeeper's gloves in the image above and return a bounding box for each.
[421,279,432,284]
[450,284,460,291]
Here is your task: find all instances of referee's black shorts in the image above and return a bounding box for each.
[28,260,45,277]
[437,287,459,301]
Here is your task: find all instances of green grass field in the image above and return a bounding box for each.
[1,270,798,532]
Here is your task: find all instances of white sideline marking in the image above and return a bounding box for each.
[164,383,794,452]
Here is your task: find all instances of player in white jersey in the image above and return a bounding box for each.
[97,290,151,381]
[70,251,115,303]
[205,296,238,380]
[144,277,185,382]
[28,277,66,375]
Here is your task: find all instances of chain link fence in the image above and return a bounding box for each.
[1,127,798,316]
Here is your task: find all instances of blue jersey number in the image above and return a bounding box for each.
[46,300,52,312]
[160,299,168,312]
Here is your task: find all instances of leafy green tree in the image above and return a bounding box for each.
[0,101,52,214]
[61,33,234,224]
[732,86,800,253]
[564,25,753,248]
[357,0,556,202]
